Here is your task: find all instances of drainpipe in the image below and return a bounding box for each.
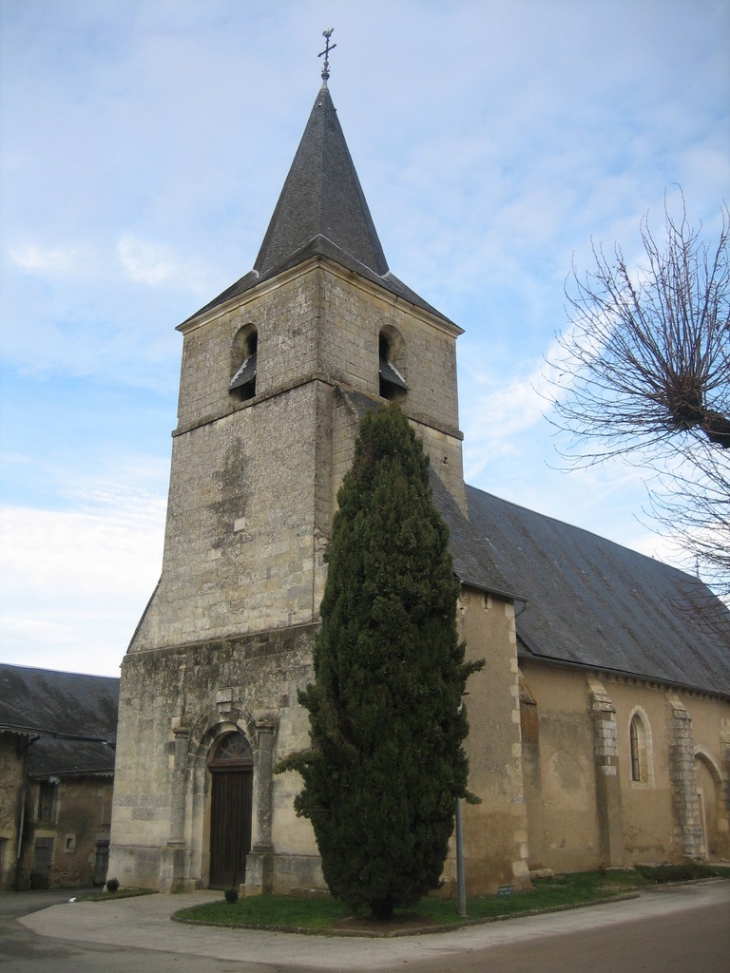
[455,797,467,916]
[16,785,26,890]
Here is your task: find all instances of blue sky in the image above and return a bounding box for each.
[1,0,729,677]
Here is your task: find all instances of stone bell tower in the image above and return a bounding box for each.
[109,73,468,894]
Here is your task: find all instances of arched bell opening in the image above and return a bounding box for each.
[378,327,407,402]
[230,325,258,402]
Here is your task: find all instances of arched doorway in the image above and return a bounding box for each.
[208,731,253,888]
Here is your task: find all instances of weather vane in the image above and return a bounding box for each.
[318,28,336,84]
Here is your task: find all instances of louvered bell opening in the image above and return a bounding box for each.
[379,356,407,399]
[230,353,257,390]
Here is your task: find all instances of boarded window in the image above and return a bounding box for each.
[37,781,57,822]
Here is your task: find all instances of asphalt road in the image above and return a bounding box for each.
[2,881,728,973]
[0,891,228,973]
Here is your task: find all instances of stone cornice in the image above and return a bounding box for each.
[172,374,463,441]
[176,256,463,340]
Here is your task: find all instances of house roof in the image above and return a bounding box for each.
[0,664,119,777]
[464,486,730,697]
[183,86,453,326]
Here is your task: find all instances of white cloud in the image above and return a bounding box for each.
[117,235,178,286]
[0,486,166,676]
[461,333,571,476]
[116,234,213,295]
[8,243,89,276]
[0,492,164,597]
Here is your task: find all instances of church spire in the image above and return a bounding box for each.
[184,45,453,326]
[253,82,389,278]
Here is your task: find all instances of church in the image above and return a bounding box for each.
[108,68,730,896]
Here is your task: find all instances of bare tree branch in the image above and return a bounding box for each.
[547,192,730,593]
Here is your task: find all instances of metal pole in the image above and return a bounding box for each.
[455,797,467,916]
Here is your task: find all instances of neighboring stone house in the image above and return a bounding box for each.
[0,664,118,891]
[109,77,730,896]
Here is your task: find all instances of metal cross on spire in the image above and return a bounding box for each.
[318,28,336,84]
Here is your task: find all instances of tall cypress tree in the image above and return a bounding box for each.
[280,405,482,920]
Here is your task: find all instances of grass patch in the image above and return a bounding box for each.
[173,866,729,934]
[172,870,640,931]
[175,894,351,930]
[422,869,651,923]
[77,887,157,902]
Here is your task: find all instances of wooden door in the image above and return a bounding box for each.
[94,839,110,886]
[30,838,54,889]
[208,732,253,889]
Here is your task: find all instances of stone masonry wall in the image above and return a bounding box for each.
[134,260,465,655]
[131,383,324,653]
[517,661,601,874]
[0,734,24,890]
[110,625,320,892]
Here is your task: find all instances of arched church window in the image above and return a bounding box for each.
[629,716,642,781]
[379,328,407,401]
[230,326,258,402]
[628,710,653,785]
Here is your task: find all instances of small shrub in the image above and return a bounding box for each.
[636,862,718,884]
[224,887,239,904]
[106,877,120,893]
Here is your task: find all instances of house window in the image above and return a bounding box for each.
[628,709,653,785]
[230,326,258,402]
[378,329,407,401]
[64,834,76,853]
[37,781,57,822]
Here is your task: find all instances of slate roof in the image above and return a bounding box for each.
[0,664,119,777]
[464,486,730,697]
[340,390,519,601]
[255,84,388,278]
[183,86,454,327]
[338,393,730,697]
[428,470,520,603]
